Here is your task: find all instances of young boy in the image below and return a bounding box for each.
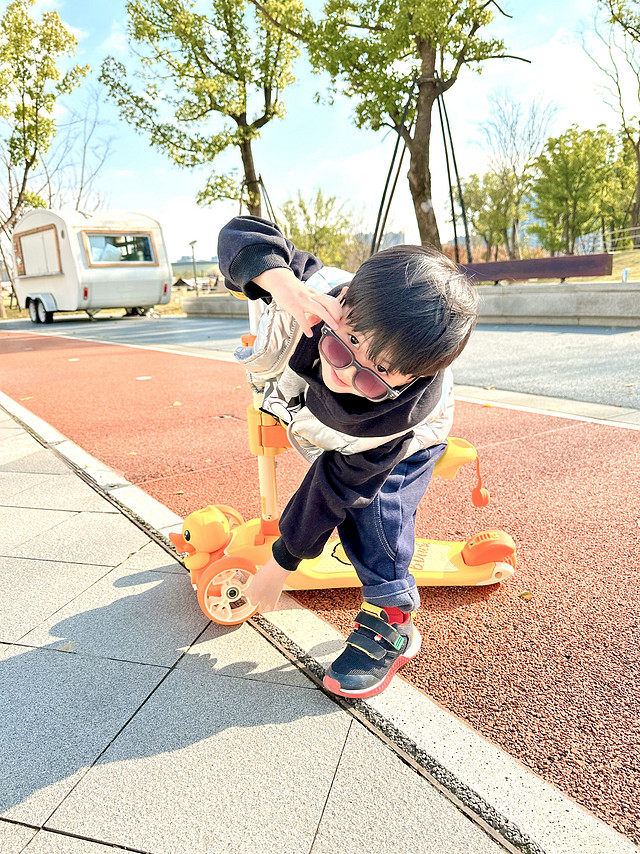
[218,215,478,699]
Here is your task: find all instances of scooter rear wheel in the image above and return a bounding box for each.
[196,556,259,626]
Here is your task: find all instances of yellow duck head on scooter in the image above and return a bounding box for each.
[169,506,233,571]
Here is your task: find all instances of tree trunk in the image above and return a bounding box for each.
[406,43,441,249]
[239,137,262,218]
[510,221,519,259]
[502,228,512,258]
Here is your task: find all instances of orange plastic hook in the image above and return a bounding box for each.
[471,457,491,507]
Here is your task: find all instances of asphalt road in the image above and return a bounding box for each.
[2,315,639,409]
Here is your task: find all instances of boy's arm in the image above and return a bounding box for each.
[218,215,320,299]
[218,215,343,335]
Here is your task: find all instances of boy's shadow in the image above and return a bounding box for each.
[0,568,336,821]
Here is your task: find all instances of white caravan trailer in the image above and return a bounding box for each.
[12,210,173,323]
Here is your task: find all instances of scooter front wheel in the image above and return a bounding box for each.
[196,556,259,626]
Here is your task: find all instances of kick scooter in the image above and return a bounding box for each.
[170,301,517,626]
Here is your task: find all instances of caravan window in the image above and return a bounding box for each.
[83,232,157,266]
[13,225,61,277]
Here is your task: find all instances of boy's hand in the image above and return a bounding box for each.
[247,556,291,613]
[254,268,345,337]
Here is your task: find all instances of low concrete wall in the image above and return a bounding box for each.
[182,293,249,319]
[182,281,640,327]
[477,280,640,327]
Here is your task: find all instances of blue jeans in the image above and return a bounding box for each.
[337,442,447,612]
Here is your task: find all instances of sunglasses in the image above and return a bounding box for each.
[319,324,410,402]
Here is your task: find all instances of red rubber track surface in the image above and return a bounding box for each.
[2,330,639,843]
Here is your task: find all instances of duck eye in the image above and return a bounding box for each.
[184,530,191,541]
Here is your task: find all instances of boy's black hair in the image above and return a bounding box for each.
[342,244,478,377]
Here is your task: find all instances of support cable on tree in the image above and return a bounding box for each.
[435,72,473,263]
[370,74,418,256]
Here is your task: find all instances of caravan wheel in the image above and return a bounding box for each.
[28,300,40,324]
[35,300,53,324]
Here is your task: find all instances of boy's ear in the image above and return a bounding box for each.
[338,285,349,303]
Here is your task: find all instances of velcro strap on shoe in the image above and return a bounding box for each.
[355,611,402,647]
[345,630,386,660]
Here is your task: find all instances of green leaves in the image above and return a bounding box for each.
[0,0,88,230]
[279,189,366,269]
[101,0,302,211]
[528,125,625,255]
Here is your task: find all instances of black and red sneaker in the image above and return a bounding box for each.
[323,602,421,699]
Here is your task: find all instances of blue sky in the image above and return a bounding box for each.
[23,0,625,261]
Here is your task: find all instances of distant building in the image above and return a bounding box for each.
[171,257,220,280]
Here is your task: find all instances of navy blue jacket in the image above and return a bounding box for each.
[218,216,444,570]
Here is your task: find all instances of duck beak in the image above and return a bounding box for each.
[169,532,196,555]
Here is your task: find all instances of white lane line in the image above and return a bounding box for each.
[0,327,238,362]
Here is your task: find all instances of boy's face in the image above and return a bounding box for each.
[318,317,415,399]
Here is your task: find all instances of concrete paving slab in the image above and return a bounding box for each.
[0,470,54,501]
[0,448,71,475]
[9,511,152,567]
[0,819,37,853]
[2,473,119,513]
[0,556,112,644]
[0,505,76,553]
[0,645,166,826]
[178,620,316,689]
[118,540,184,574]
[46,669,351,854]
[0,431,42,465]
[23,831,137,853]
[21,564,209,667]
[310,720,503,854]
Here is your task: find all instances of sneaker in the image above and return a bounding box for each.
[323,602,421,699]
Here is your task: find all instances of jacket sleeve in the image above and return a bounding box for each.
[272,432,414,571]
[217,216,323,301]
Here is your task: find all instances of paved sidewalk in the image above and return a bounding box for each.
[1,402,637,854]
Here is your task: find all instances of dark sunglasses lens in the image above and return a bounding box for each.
[321,333,352,368]
[353,370,388,400]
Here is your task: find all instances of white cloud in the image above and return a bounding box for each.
[100,21,129,56]
[142,195,238,262]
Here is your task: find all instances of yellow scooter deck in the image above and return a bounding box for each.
[284,535,514,590]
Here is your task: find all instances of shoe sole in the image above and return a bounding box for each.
[323,628,422,699]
